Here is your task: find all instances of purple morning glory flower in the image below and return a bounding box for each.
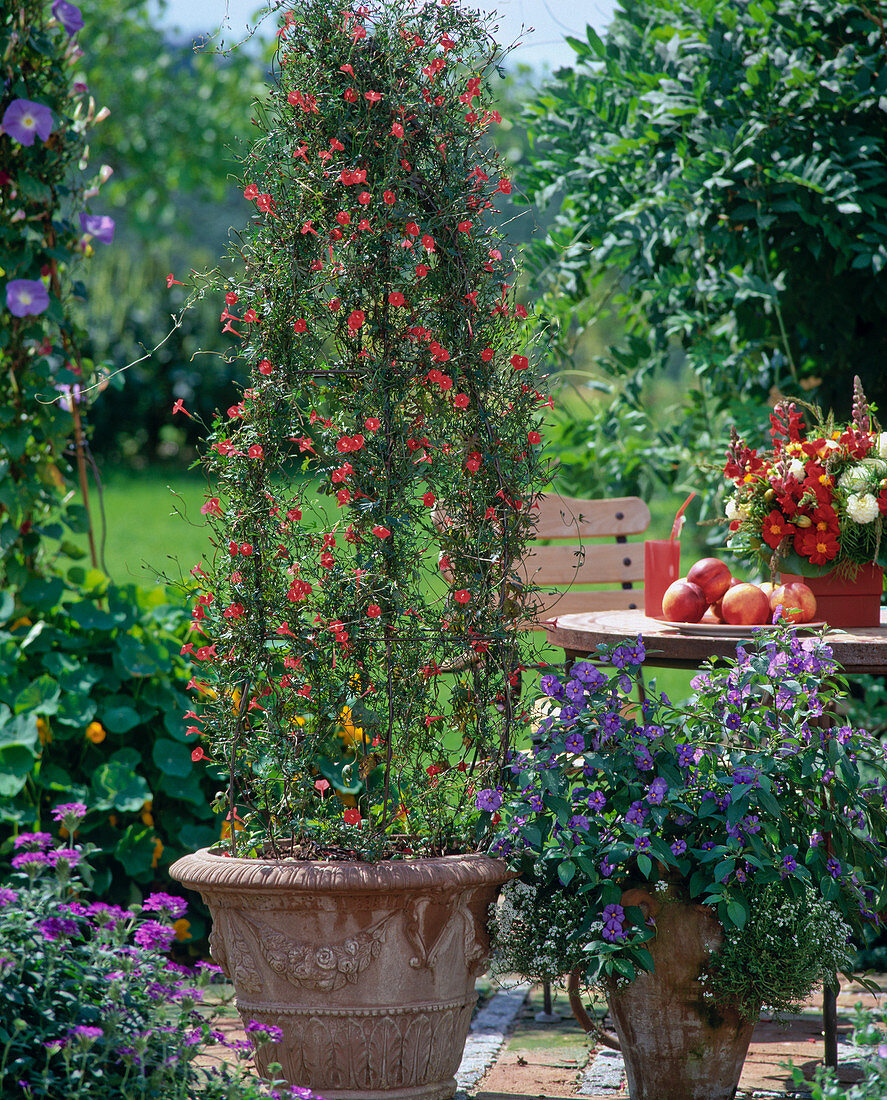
[599,859,615,877]
[601,903,627,942]
[625,800,647,826]
[571,661,606,687]
[6,278,49,318]
[52,0,84,35]
[568,814,590,833]
[2,99,53,146]
[587,790,606,811]
[826,856,842,879]
[142,892,188,920]
[540,675,564,699]
[475,788,502,813]
[670,839,687,856]
[780,854,797,876]
[564,730,585,753]
[79,213,115,243]
[633,835,652,853]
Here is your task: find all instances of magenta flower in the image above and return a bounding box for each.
[79,213,115,243]
[6,278,49,317]
[2,99,53,146]
[52,0,84,35]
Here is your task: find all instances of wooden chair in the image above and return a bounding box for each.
[523,492,651,624]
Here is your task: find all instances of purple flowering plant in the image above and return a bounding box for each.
[488,625,887,989]
[0,822,324,1100]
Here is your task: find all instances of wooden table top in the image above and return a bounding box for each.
[544,608,887,673]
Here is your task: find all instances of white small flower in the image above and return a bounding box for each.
[787,458,805,480]
[878,433,887,460]
[846,493,879,524]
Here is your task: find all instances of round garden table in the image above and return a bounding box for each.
[544,606,887,1070]
[545,608,887,674]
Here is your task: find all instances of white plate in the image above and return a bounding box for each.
[654,617,827,637]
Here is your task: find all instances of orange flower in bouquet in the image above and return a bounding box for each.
[724,378,887,576]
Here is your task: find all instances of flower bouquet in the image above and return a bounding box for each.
[486,627,887,1099]
[724,378,887,578]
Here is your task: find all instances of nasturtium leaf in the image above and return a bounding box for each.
[102,705,143,733]
[14,675,60,716]
[92,760,151,812]
[152,738,193,779]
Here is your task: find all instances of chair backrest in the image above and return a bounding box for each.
[524,492,651,622]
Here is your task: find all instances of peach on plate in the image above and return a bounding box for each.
[661,579,707,623]
[769,581,817,624]
[686,557,732,605]
[721,582,771,626]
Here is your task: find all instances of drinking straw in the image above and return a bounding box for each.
[670,492,696,541]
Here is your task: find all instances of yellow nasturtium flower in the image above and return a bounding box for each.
[337,706,364,749]
[85,721,106,744]
[151,838,163,868]
[36,717,51,745]
[173,918,191,942]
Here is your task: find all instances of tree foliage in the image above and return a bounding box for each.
[520,0,887,491]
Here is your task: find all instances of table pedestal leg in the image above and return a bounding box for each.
[823,984,838,1068]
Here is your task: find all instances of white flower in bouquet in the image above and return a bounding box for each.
[725,497,749,522]
[787,458,806,479]
[839,459,887,491]
[846,492,880,524]
[878,432,887,459]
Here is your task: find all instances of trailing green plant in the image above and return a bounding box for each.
[0,808,322,1099]
[183,0,546,857]
[488,625,887,1010]
[517,0,887,494]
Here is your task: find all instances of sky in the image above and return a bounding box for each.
[155,0,620,70]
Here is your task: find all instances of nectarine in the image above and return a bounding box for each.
[661,579,708,623]
[687,557,732,604]
[769,582,817,624]
[721,583,771,626]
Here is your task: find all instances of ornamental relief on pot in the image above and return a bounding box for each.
[404,887,488,974]
[210,914,264,994]
[229,910,396,992]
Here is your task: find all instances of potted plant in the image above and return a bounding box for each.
[723,378,886,626]
[169,2,543,1097]
[488,627,887,1100]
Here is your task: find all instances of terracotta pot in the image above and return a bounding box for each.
[779,564,883,628]
[604,887,756,1100]
[170,848,510,1100]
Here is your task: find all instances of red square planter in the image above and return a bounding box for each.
[779,564,884,628]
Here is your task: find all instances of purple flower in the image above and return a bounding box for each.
[6,278,49,318]
[599,859,615,877]
[79,213,115,243]
[587,790,606,811]
[0,888,16,908]
[625,800,646,826]
[47,848,82,869]
[134,921,177,952]
[13,832,53,850]
[780,854,798,876]
[52,0,84,35]
[11,850,50,873]
[633,835,651,853]
[670,839,687,856]
[601,903,627,942]
[476,788,502,813]
[51,802,87,825]
[568,814,590,833]
[826,857,842,879]
[142,892,188,920]
[87,902,129,927]
[571,661,606,687]
[645,777,668,805]
[676,744,697,768]
[246,1020,284,1043]
[66,1024,102,1043]
[39,916,80,941]
[2,99,53,146]
[564,731,585,753]
[540,675,564,700]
